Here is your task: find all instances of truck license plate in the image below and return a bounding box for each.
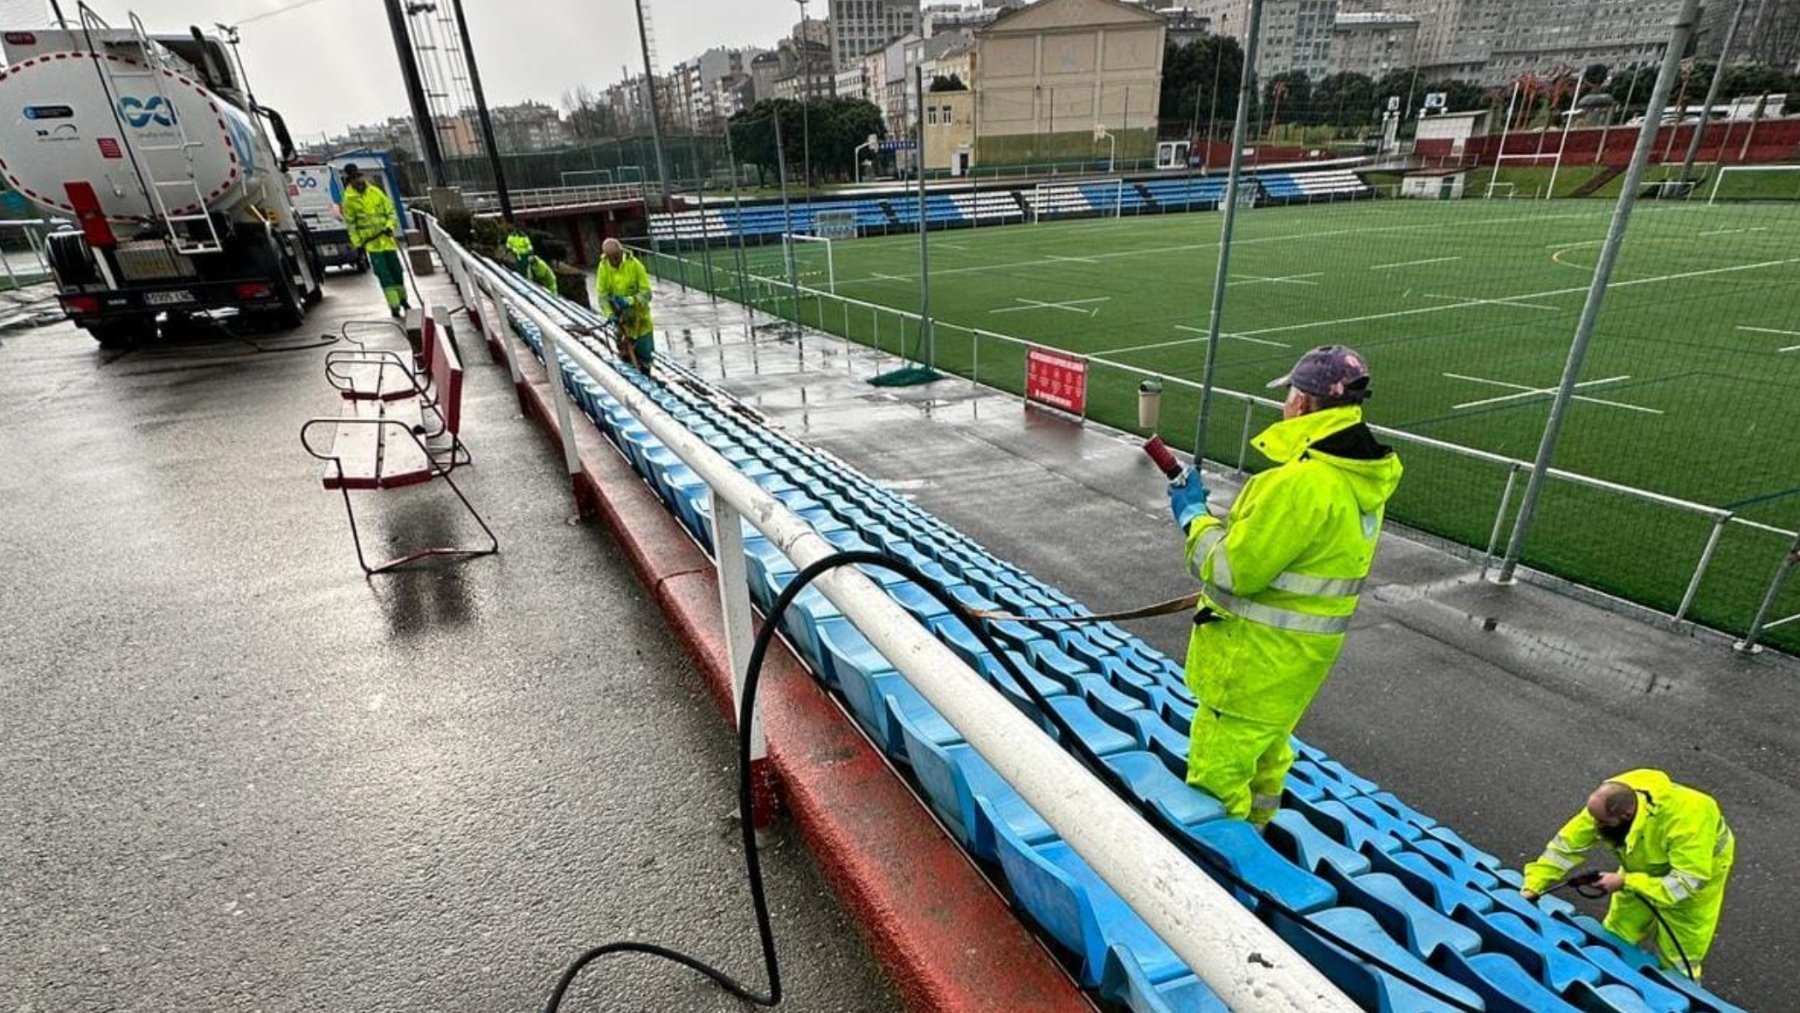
[145,289,195,306]
[320,244,341,257]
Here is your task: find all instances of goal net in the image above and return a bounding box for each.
[1031,178,1124,223]
[1483,153,1561,199]
[1707,164,1800,204]
[813,209,858,240]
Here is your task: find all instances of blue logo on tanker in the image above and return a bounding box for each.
[23,104,73,119]
[118,95,175,128]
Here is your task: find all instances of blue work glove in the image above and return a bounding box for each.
[609,295,631,315]
[1167,466,1209,532]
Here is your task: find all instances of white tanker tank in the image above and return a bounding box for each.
[0,17,323,345]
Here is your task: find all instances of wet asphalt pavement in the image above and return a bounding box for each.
[0,274,897,1012]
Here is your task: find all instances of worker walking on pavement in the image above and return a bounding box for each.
[1168,346,1402,828]
[1522,770,1734,979]
[339,164,410,319]
[595,237,655,378]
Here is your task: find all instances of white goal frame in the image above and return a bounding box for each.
[1484,152,1561,199]
[813,209,859,240]
[1031,178,1124,224]
[780,233,835,294]
[1707,164,1800,204]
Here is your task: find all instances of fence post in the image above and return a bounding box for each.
[1735,532,1800,654]
[711,495,776,826]
[1498,0,1702,584]
[1480,465,1522,580]
[1674,514,1731,622]
[1235,399,1254,473]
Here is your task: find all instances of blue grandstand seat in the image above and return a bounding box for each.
[1434,948,1584,1013]
[1328,870,1483,960]
[1473,911,1602,995]
[1181,819,1337,915]
[990,819,1187,989]
[896,711,1052,861]
[1047,696,1138,757]
[1272,906,1485,1012]
[1101,750,1226,828]
[1100,943,1228,1013]
[1576,946,1689,1013]
[1265,808,1372,879]
[1076,675,1148,732]
[1384,852,1494,920]
[1127,710,1190,778]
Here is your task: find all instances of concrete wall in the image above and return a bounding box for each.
[924,89,976,170]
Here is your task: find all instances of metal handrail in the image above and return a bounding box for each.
[430,217,1360,1011]
[464,183,646,212]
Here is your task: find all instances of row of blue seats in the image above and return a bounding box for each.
[477,264,1743,1013]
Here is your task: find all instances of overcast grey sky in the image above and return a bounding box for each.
[29,0,806,137]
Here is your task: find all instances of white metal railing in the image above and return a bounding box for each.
[0,219,60,290]
[422,214,1360,1011]
[638,245,1800,654]
[463,183,647,214]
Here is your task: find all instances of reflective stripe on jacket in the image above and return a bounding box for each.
[1523,768,1734,906]
[1183,405,1402,723]
[596,252,654,338]
[341,184,399,254]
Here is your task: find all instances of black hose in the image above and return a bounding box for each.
[542,550,1489,1012]
[1554,873,1697,981]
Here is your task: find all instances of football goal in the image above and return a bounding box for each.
[1483,153,1562,199]
[1030,178,1124,223]
[1707,164,1800,204]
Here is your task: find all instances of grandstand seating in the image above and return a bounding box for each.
[648,168,1373,245]
[476,261,1747,1013]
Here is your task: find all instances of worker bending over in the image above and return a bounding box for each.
[595,238,655,378]
[1522,770,1734,979]
[339,164,410,319]
[1167,345,1402,828]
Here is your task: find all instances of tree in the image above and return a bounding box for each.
[929,73,966,92]
[1262,70,1311,134]
[1583,63,1610,88]
[563,86,619,142]
[729,97,884,183]
[1313,72,1377,127]
[1158,36,1244,138]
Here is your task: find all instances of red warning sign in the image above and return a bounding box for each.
[97,137,122,159]
[1025,347,1088,416]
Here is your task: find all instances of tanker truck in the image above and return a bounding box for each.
[0,13,322,346]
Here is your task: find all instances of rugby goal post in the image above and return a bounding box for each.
[1031,178,1124,223]
[1484,153,1561,199]
[1707,164,1800,204]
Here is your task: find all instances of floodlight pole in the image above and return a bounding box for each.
[1680,0,1749,181]
[1497,0,1701,584]
[1192,0,1263,462]
[633,0,673,254]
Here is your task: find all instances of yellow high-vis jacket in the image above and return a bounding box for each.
[341,184,399,254]
[1523,769,1734,906]
[1184,405,1402,724]
[596,252,654,339]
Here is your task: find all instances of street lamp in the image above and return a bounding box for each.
[795,0,815,191]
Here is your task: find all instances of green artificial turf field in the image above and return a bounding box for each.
[652,195,1800,649]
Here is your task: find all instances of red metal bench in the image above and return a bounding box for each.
[302,306,496,575]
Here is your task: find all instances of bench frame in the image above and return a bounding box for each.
[302,305,496,575]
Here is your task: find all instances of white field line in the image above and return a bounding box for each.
[834,209,1607,286]
[869,272,911,283]
[1167,324,1290,348]
[1102,257,1800,358]
[1228,272,1322,287]
[990,296,1111,316]
[1421,291,1560,312]
[1444,372,1664,415]
[1048,254,1100,264]
[1699,226,1769,237]
[1738,325,1800,338]
[1544,238,1608,249]
[1370,256,1463,271]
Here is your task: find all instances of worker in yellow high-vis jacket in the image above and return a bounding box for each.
[596,237,654,377]
[1522,770,1734,979]
[339,164,410,319]
[1167,346,1402,828]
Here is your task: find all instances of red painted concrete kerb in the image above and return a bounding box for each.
[474,316,1091,1013]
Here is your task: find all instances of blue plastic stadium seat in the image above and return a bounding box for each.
[1385,851,1494,920]
[1484,891,1589,951]
[1294,795,1408,855]
[1434,948,1585,1013]
[1330,870,1483,960]
[1047,696,1138,757]
[1102,750,1227,828]
[817,616,888,687]
[1576,946,1689,1013]
[1100,943,1227,1013]
[1272,906,1485,1013]
[1076,674,1148,733]
[990,820,1186,988]
[1182,819,1337,914]
[1264,808,1372,879]
[1127,710,1191,778]
[894,708,1049,859]
[1474,911,1602,995]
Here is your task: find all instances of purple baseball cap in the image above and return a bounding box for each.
[1267,345,1372,404]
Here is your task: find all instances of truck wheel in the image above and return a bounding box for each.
[271,264,306,329]
[88,318,155,348]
